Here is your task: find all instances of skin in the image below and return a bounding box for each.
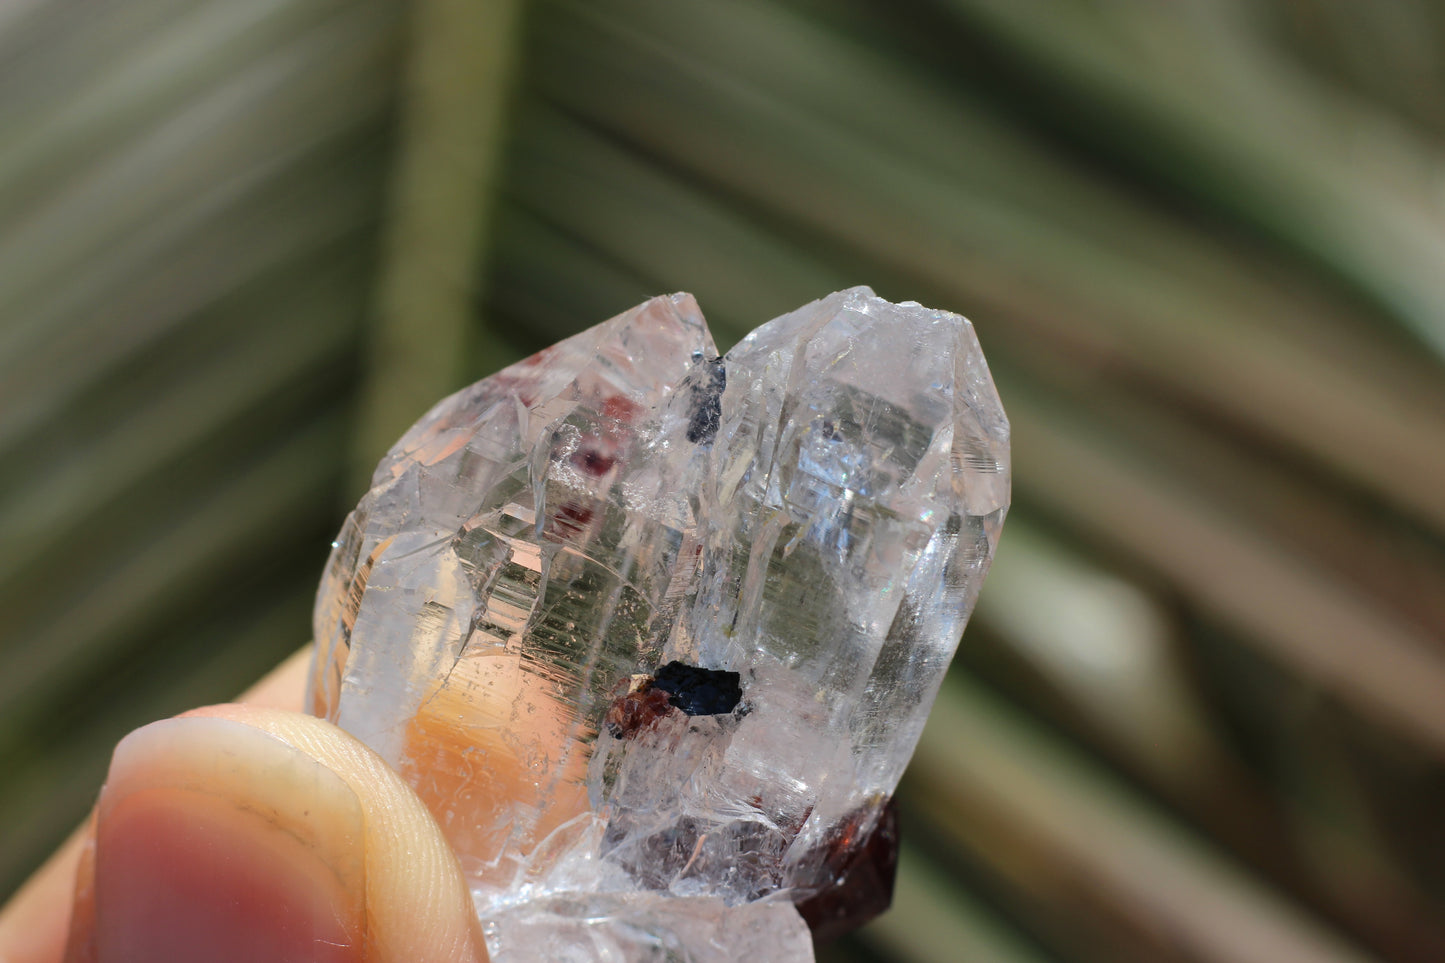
[0,649,493,963]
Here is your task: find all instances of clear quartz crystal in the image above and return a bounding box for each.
[485,894,815,963]
[311,288,1009,961]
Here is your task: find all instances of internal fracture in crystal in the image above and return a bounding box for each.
[310,288,1010,961]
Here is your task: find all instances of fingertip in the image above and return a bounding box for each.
[82,715,366,963]
[68,709,487,963]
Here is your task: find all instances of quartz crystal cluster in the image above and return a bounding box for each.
[310,288,1009,961]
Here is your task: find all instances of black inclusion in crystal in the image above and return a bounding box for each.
[650,661,742,716]
[685,359,726,444]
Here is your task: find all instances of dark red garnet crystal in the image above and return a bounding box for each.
[794,797,901,944]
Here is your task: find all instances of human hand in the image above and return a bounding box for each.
[0,649,490,963]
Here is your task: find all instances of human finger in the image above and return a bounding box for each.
[0,647,315,963]
[61,703,488,963]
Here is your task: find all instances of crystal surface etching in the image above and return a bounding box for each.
[311,288,1010,961]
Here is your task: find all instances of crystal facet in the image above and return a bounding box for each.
[311,288,1009,960]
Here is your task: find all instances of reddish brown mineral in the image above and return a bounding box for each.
[795,798,901,944]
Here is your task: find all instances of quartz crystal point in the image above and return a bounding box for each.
[311,288,1009,960]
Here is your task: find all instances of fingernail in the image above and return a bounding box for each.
[92,716,366,963]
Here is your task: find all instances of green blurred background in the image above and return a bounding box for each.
[3,1,1445,960]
